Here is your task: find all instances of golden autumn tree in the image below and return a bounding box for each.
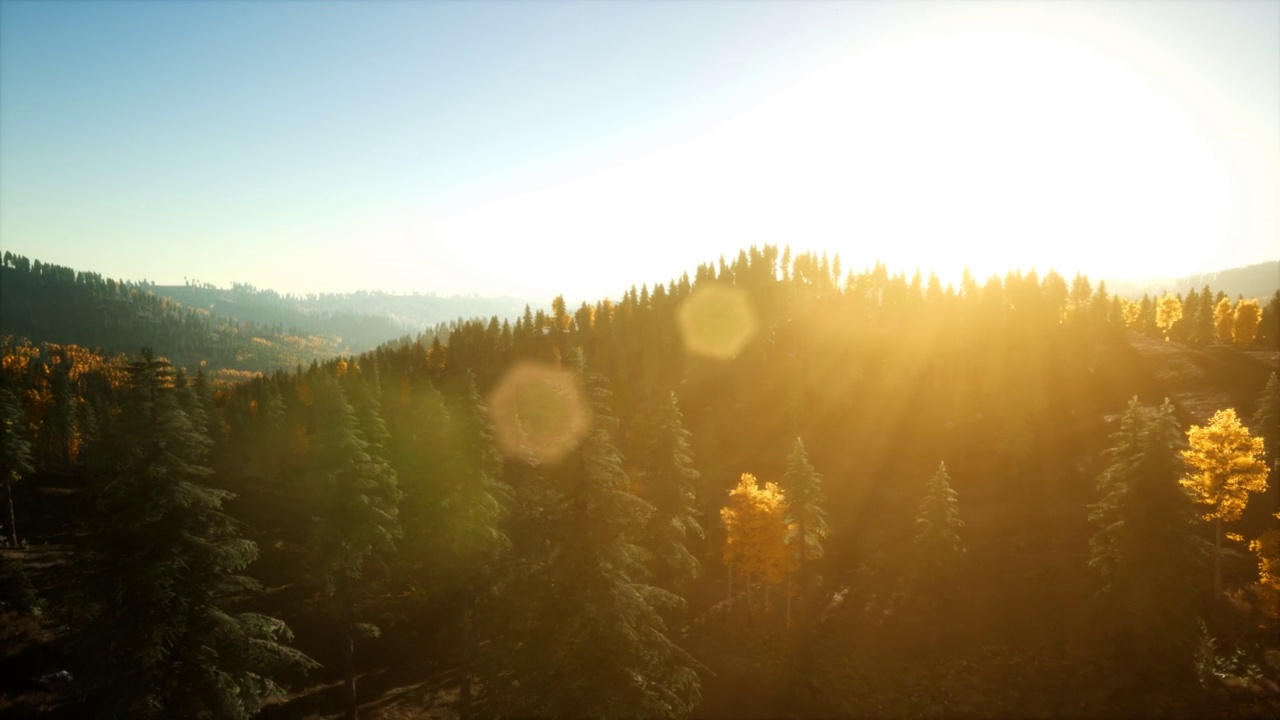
[1155,293,1182,340]
[721,473,790,618]
[1249,512,1280,618]
[1213,297,1235,343]
[1232,298,1262,347]
[1181,408,1270,593]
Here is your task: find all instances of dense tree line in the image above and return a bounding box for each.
[1,244,1277,718]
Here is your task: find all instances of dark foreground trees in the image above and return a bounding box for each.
[70,349,313,719]
[1089,398,1203,684]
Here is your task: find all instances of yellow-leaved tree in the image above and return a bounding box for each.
[1249,512,1280,618]
[1232,298,1262,347]
[1180,408,1270,593]
[721,473,791,618]
[1156,293,1182,340]
[1213,297,1235,343]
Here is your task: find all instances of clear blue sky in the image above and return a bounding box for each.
[2,1,1276,304]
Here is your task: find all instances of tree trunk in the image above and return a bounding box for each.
[727,561,733,610]
[786,571,792,629]
[459,601,474,720]
[1214,516,1222,596]
[341,583,358,720]
[5,477,16,547]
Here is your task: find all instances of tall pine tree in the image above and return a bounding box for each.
[1089,398,1202,683]
[72,349,314,719]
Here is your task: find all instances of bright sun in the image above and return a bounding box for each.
[438,26,1229,297]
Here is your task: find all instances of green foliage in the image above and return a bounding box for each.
[1088,398,1202,683]
[639,391,703,593]
[911,462,965,586]
[1,386,34,546]
[1254,372,1280,469]
[484,360,700,719]
[780,436,828,585]
[70,349,314,719]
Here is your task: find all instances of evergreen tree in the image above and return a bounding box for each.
[1253,372,1280,472]
[779,437,828,593]
[1088,398,1202,683]
[913,462,964,577]
[639,391,703,595]
[485,359,700,719]
[307,376,402,720]
[71,349,313,719]
[1,387,33,546]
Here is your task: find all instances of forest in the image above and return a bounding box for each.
[2,244,1279,719]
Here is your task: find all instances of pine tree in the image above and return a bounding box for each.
[1181,407,1270,594]
[639,391,703,595]
[307,376,402,720]
[912,462,965,581]
[1088,398,1202,683]
[485,359,700,718]
[72,349,314,719]
[1,387,33,546]
[1253,372,1280,472]
[443,372,510,720]
[778,437,828,621]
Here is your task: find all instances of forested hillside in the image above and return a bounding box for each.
[0,254,427,380]
[153,282,527,353]
[2,245,1279,719]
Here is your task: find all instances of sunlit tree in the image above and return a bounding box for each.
[1181,407,1270,594]
[1089,398,1201,682]
[1232,298,1262,347]
[913,462,965,582]
[722,473,790,616]
[1213,297,1235,343]
[1156,293,1182,340]
[1249,512,1280,618]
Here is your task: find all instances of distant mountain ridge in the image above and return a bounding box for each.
[152,282,530,351]
[0,253,530,377]
[1105,260,1279,300]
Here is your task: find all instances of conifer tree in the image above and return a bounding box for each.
[1253,372,1280,472]
[779,438,828,593]
[307,376,402,720]
[1,387,33,546]
[1180,407,1269,594]
[913,462,964,578]
[1089,398,1201,682]
[639,391,703,595]
[485,358,700,718]
[72,349,313,719]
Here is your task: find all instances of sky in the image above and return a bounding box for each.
[1,1,1277,305]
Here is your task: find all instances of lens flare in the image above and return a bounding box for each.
[486,361,590,465]
[677,283,759,360]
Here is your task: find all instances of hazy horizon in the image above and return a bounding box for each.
[2,1,1277,301]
